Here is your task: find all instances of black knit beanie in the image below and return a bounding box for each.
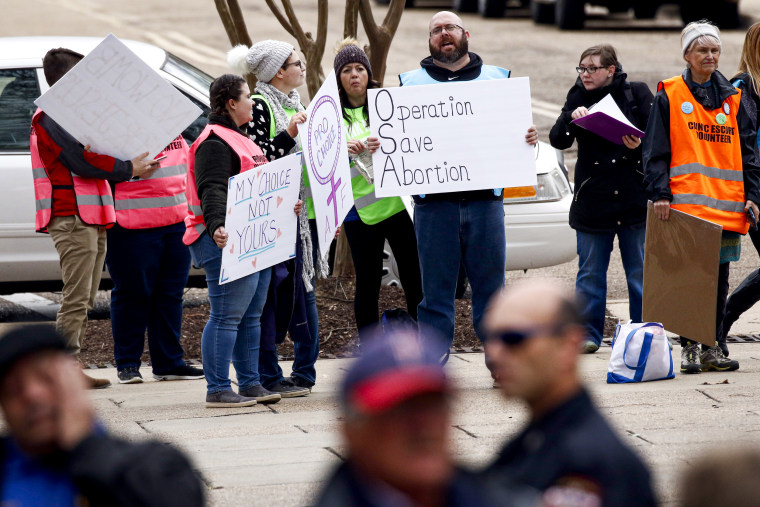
[333,44,373,80]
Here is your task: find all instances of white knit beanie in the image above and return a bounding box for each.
[681,22,721,56]
[227,40,294,83]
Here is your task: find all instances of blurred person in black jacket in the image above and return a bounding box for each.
[0,324,204,506]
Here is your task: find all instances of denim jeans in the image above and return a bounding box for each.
[414,199,506,347]
[189,233,272,394]
[106,222,189,374]
[575,226,645,346]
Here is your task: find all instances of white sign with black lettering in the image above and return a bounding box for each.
[35,34,202,160]
[368,77,536,197]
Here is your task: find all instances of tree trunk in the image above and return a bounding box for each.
[358,0,405,85]
[332,233,355,277]
[213,0,257,91]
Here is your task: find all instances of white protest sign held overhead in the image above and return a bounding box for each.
[368,77,537,197]
[35,34,202,160]
[298,69,354,257]
[220,153,303,285]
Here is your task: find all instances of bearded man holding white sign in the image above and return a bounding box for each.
[399,11,538,361]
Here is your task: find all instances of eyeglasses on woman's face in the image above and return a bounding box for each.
[575,66,608,75]
[283,60,305,70]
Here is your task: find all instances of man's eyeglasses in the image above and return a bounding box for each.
[283,60,305,70]
[576,66,608,75]
[486,324,565,347]
[430,24,464,37]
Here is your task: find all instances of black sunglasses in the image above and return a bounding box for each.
[486,323,565,347]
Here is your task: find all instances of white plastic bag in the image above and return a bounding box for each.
[607,322,674,383]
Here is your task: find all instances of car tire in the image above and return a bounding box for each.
[680,0,739,28]
[530,0,555,24]
[555,0,584,30]
[478,0,506,17]
[454,0,479,13]
[633,1,658,19]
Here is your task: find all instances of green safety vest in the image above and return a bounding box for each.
[250,94,316,219]
[344,107,405,225]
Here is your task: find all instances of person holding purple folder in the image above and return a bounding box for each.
[550,44,653,354]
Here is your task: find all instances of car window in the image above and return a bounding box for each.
[176,89,209,144]
[0,68,40,152]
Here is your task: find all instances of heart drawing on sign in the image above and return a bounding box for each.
[229,244,234,254]
[251,258,257,268]
[277,228,282,238]
[276,196,283,207]
[257,169,263,178]
[228,207,232,215]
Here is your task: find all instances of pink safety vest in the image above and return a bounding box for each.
[114,136,189,229]
[30,108,116,232]
[183,123,267,245]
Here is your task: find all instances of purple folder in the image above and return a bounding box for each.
[571,112,645,145]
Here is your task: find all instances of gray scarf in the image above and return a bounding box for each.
[254,82,329,289]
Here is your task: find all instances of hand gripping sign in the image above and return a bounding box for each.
[298,70,354,258]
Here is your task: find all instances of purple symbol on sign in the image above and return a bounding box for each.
[307,96,343,226]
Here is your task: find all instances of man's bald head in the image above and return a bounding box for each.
[485,279,583,334]
[429,11,465,33]
[484,280,585,417]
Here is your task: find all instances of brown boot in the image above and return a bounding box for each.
[83,371,111,389]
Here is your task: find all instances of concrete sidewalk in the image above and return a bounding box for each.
[85,338,760,506]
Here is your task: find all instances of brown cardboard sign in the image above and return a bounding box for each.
[642,202,722,346]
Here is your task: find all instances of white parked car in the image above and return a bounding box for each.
[0,36,210,294]
[0,36,575,295]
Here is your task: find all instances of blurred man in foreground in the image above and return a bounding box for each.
[314,330,536,507]
[0,324,204,506]
[482,280,656,507]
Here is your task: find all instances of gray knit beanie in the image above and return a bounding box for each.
[333,43,373,80]
[227,40,294,83]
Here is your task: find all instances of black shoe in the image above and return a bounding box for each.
[153,364,204,381]
[267,379,310,398]
[680,343,702,374]
[286,375,314,391]
[206,390,257,408]
[118,367,143,384]
[239,384,281,404]
[700,347,739,372]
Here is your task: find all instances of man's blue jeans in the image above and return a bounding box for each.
[414,199,506,347]
[575,226,645,346]
[189,233,272,394]
[106,222,189,374]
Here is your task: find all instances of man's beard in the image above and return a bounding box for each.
[429,34,468,64]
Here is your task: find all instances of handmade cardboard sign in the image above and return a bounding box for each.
[35,34,201,160]
[298,70,353,257]
[367,77,537,197]
[219,153,303,285]
[642,202,722,346]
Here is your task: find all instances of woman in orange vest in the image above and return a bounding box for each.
[643,21,760,374]
[184,74,303,407]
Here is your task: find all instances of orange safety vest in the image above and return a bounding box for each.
[183,124,267,245]
[30,108,116,233]
[114,136,188,229]
[661,76,748,234]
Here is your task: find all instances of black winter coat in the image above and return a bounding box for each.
[550,73,653,233]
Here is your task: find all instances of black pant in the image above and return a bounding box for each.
[343,210,422,338]
[681,261,730,350]
[723,227,760,343]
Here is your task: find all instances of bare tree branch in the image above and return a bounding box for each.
[265,0,296,38]
[359,0,405,85]
[344,0,360,39]
[281,0,308,41]
[228,0,253,47]
[214,0,239,46]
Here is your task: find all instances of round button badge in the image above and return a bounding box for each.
[716,113,727,125]
[723,102,731,115]
[681,101,694,114]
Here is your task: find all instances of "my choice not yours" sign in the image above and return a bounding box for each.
[367,77,537,197]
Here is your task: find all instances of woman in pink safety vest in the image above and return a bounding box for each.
[185,74,304,408]
[106,135,205,385]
